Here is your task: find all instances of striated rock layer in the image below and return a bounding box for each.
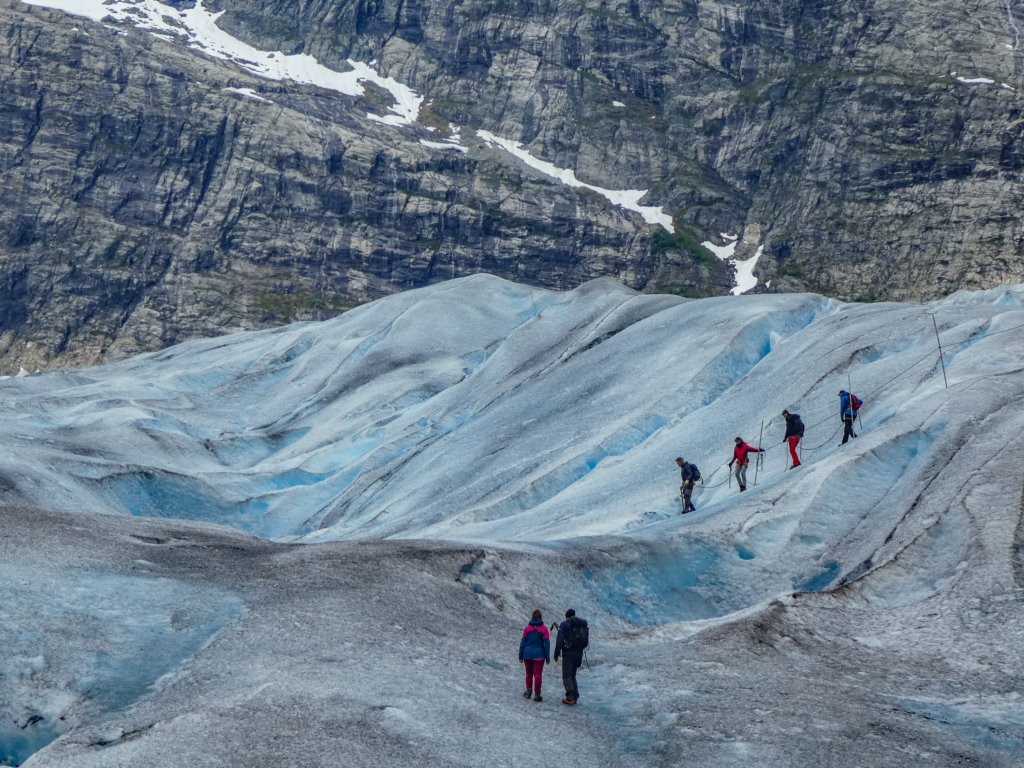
[1,0,1022,371]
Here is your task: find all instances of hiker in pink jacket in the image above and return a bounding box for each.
[518,609,551,702]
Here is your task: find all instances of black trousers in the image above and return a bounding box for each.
[842,415,857,443]
[681,482,695,512]
[561,651,583,700]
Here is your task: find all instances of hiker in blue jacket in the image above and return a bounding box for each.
[518,609,551,701]
[675,456,699,513]
[838,390,861,444]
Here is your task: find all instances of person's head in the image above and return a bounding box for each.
[781,409,789,418]
[838,390,847,396]
[675,456,684,466]
[565,608,575,618]
[531,609,542,620]
[735,437,743,445]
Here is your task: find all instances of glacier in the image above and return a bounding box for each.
[2,275,1024,767]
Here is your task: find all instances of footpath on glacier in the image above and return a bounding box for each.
[2,275,1024,767]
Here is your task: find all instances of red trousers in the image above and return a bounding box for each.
[524,659,544,694]
[788,435,801,465]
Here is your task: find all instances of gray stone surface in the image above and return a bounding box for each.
[2,0,1023,371]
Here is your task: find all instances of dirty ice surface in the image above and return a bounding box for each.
[3,276,1024,767]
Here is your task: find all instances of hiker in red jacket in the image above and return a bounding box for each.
[729,437,762,492]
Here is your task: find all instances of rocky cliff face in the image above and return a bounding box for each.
[1,0,1022,371]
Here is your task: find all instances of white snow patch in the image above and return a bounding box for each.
[950,70,1005,87]
[731,245,764,295]
[421,123,466,152]
[23,0,423,125]
[420,140,468,153]
[701,238,738,261]
[477,130,675,232]
[612,100,626,107]
[222,87,272,103]
[701,234,760,295]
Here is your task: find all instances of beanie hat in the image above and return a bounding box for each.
[565,608,575,618]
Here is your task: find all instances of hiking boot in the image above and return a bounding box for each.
[523,690,532,698]
[534,694,543,702]
[561,697,576,705]
[790,462,801,469]
[739,485,746,492]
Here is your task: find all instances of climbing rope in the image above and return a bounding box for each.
[678,313,1024,498]
[699,462,735,489]
[799,423,843,452]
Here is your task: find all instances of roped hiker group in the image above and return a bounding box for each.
[518,607,589,706]
[515,390,863,704]
[675,389,864,513]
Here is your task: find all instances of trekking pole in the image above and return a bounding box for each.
[931,314,948,389]
[848,372,863,436]
[754,419,764,485]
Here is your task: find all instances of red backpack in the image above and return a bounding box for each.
[851,394,862,411]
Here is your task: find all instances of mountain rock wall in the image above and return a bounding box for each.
[1,0,1022,371]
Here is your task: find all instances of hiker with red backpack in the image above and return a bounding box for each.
[838,390,862,444]
[729,437,763,492]
[781,410,804,468]
[518,609,551,702]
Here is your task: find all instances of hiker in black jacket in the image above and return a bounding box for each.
[781,410,804,468]
[675,456,699,513]
[553,609,588,705]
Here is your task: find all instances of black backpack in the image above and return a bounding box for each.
[562,618,589,652]
[688,462,701,482]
